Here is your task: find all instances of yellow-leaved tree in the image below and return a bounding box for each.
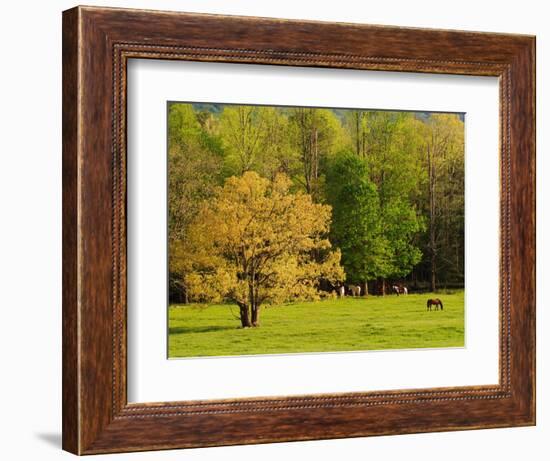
[177,171,344,328]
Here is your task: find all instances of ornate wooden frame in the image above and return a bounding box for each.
[62,5,535,455]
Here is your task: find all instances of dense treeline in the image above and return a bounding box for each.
[168,103,464,304]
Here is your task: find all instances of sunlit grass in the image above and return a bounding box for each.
[168,291,464,358]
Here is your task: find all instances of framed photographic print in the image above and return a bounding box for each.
[62,5,535,455]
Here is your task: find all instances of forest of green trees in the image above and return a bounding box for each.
[168,102,465,305]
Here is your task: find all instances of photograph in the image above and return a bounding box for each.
[0,0,541,457]
[167,102,466,358]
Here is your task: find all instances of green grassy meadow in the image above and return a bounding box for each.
[168,291,464,358]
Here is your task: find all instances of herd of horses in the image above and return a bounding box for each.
[334,283,409,297]
[336,285,361,297]
[333,283,443,311]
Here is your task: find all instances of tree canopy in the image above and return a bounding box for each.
[175,171,344,327]
[325,152,388,284]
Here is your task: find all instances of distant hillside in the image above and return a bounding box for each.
[185,102,464,123]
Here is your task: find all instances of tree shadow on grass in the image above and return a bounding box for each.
[169,325,236,335]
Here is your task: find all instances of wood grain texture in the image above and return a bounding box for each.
[62,5,536,455]
[61,7,79,454]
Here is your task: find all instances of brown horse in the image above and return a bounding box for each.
[427,298,443,311]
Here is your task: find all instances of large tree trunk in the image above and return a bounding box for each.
[362,281,369,297]
[238,303,252,328]
[247,279,260,327]
[251,304,260,327]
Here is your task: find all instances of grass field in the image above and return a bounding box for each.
[168,291,464,358]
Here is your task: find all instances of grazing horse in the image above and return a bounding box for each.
[349,285,361,297]
[427,298,444,311]
[392,285,409,296]
[337,285,346,298]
